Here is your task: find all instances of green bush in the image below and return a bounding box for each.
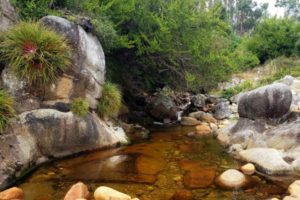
[0,90,15,133]
[11,0,52,20]
[71,98,89,117]
[0,22,71,86]
[247,18,300,63]
[97,82,122,118]
[232,38,260,70]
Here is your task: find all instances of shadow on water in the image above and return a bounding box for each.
[18,126,289,200]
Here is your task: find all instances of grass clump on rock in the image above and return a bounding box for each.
[0,90,15,133]
[0,22,71,86]
[71,98,89,117]
[97,82,122,119]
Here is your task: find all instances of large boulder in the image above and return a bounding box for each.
[147,93,178,121]
[0,0,18,32]
[239,148,292,175]
[0,109,128,189]
[40,16,105,109]
[213,101,232,120]
[238,83,292,119]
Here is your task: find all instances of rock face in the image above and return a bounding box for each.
[238,83,292,119]
[0,0,18,32]
[0,109,128,189]
[40,16,105,109]
[239,148,292,175]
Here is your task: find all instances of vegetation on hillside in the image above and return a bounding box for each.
[9,0,300,97]
[0,22,71,86]
[0,90,15,133]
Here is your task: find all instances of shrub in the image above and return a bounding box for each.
[97,82,122,118]
[71,98,89,117]
[247,18,300,63]
[0,90,15,133]
[11,0,52,20]
[0,22,71,86]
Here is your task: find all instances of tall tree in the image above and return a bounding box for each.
[276,0,300,18]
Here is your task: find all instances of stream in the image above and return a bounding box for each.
[18,126,290,200]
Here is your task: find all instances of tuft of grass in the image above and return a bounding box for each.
[0,90,15,133]
[0,22,71,86]
[97,82,122,119]
[71,98,89,117]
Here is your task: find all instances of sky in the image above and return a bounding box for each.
[255,0,285,17]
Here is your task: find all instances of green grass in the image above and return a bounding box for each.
[97,82,122,119]
[221,80,255,99]
[0,90,15,133]
[71,98,89,117]
[0,22,71,86]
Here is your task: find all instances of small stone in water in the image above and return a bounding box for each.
[241,163,255,175]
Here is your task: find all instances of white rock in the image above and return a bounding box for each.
[241,163,255,175]
[239,148,292,175]
[288,180,300,197]
[94,186,131,200]
[217,169,247,189]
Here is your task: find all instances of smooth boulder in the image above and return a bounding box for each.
[213,102,231,120]
[0,0,18,31]
[238,83,292,119]
[41,16,105,109]
[239,148,292,175]
[0,109,128,190]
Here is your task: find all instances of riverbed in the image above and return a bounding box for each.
[18,126,289,200]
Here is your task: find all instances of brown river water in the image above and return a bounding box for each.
[17,126,293,200]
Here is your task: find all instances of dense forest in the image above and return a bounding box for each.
[9,0,300,95]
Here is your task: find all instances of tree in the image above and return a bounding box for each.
[275,0,300,18]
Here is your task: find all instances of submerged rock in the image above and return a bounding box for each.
[94,186,131,200]
[64,182,89,200]
[238,83,292,119]
[239,148,292,175]
[183,169,215,189]
[171,190,193,200]
[195,124,211,136]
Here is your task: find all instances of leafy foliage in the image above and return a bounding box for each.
[0,22,71,86]
[71,98,89,117]
[11,0,54,20]
[246,18,300,63]
[97,82,122,118]
[0,90,15,133]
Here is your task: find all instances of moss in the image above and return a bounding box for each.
[0,90,15,133]
[97,82,122,119]
[0,21,71,86]
[71,98,89,117]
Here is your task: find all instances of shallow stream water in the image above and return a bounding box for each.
[18,126,292,200]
